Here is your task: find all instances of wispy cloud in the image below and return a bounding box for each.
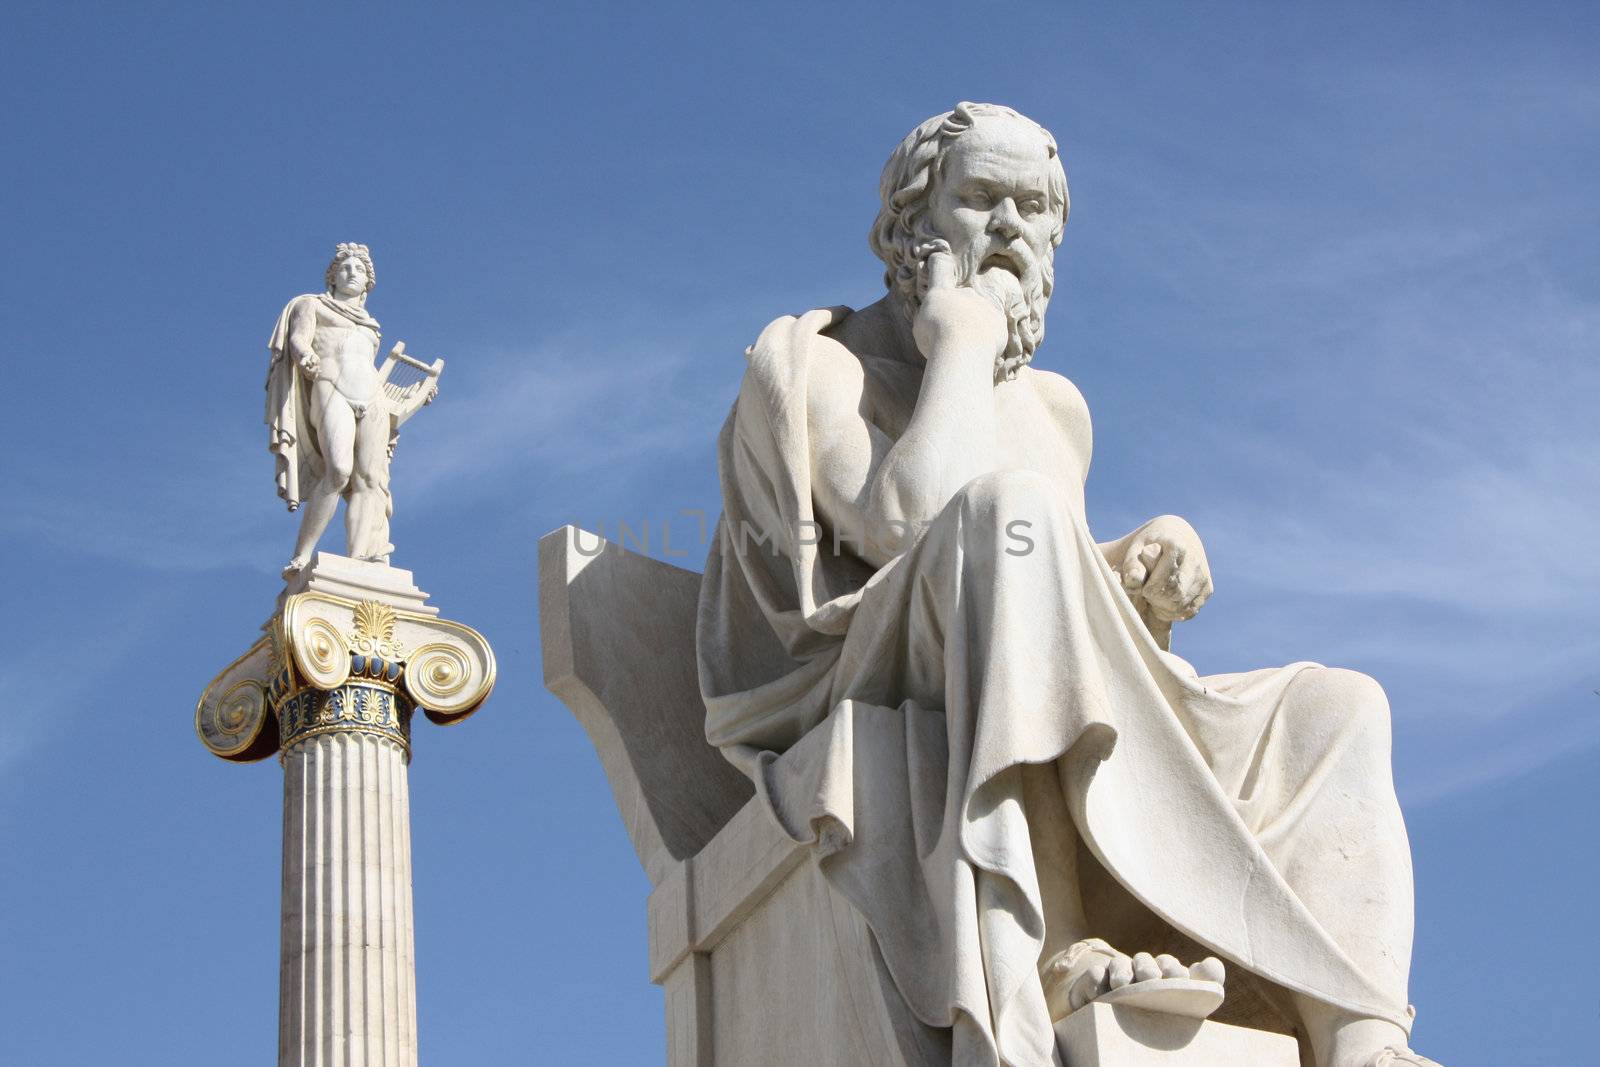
[1186,225,1600,695]
[0,589,165,796]
[1,421,280,575]
[394,327,728,509]
[2,326,733,574]
[1400,690,1600,809]
[1076,103,1600,801]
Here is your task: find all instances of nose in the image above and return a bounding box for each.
[987,199,1022,241]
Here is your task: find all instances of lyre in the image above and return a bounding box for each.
[376,342,444,427]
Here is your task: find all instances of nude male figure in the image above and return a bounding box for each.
[266,243,437,576]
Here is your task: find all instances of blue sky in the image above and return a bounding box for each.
[2,2,1596,1063]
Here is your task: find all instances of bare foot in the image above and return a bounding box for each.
[1041,938,1226,1022]
[282,556,308,579]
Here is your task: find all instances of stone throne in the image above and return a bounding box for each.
[539,526,1298,1066]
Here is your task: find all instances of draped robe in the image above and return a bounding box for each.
[697,308,1415,1065]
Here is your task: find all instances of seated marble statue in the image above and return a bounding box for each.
[696,103,1439,1067]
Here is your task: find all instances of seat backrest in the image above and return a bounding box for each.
[539,526,754,885]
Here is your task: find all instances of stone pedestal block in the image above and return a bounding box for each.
[1054,1002,1299,1065]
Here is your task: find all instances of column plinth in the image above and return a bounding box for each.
[197,554,494,1067]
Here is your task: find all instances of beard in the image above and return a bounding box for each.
[912,235,1053,380]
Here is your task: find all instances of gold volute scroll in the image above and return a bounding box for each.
[405,642,479,717]
[196,637,278,762]
[289,590,495,723]
[281,594,352,691]
[198,587,495,762]
[295,617,351,690]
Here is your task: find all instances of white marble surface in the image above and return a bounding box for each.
[201,556,495,1066]
[539,526,752,886]
[542,530,1287,1066]
[278,552,437,617]
[266,244,441,577]
[693,105,1434,1067]
[540,104,1440,1067]
[1054,1002,1298,1066]
[280,730,417,1067]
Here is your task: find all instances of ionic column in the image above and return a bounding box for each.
[278,680,417,1064]
[198,557,494,1067]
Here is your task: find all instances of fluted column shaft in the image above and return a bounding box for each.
[279,729,417,1067]
[198,579,494,1064]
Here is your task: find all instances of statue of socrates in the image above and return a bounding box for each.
[697,104,1440,1067]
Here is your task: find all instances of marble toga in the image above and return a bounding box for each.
[697,308,1416,1065]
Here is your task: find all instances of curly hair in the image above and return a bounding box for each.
[324,242,376,296]
[868,103,1068,307]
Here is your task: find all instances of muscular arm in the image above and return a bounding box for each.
[286,298,320,375]
[864,324,998,541]
[1030,367,1211,646]
[805,339,902,569]
[809,255,1009,564]
[1055,364,1210,641]
[807,349,1004,567]
[1025,368,1157,569]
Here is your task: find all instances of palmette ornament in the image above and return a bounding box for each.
[196,592,494,762]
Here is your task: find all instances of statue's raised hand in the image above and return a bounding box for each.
[912,247,1008,368]
[1117,515,1213,623]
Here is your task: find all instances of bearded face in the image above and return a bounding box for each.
[919,115,1060,375]
[963,233,1052,374]
[856,111,1065,380]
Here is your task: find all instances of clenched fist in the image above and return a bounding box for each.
[912,247,1009,369]
[1116,514,1213,623]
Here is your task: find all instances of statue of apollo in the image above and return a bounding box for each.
[265,243,442,577]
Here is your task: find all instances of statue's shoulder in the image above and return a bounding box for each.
[739,308,862,401]
[280,292,328,328]
[806,328,867,383]
[1027,366,1087,411]
[1024,366,1092,460]
[269,294,324,361]
[799,329,869,437]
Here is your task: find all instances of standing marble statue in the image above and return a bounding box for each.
[697,103,1439,1067]
[267,242,442,577]
[202,243,492,1066]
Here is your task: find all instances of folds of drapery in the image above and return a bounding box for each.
[696,310,1412,1066]
[265,294,322,509]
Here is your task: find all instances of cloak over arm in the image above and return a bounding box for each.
[265,295,320,509]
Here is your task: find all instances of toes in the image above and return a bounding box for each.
[1065,944,1224,1000]
[1107,954,1134,989]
